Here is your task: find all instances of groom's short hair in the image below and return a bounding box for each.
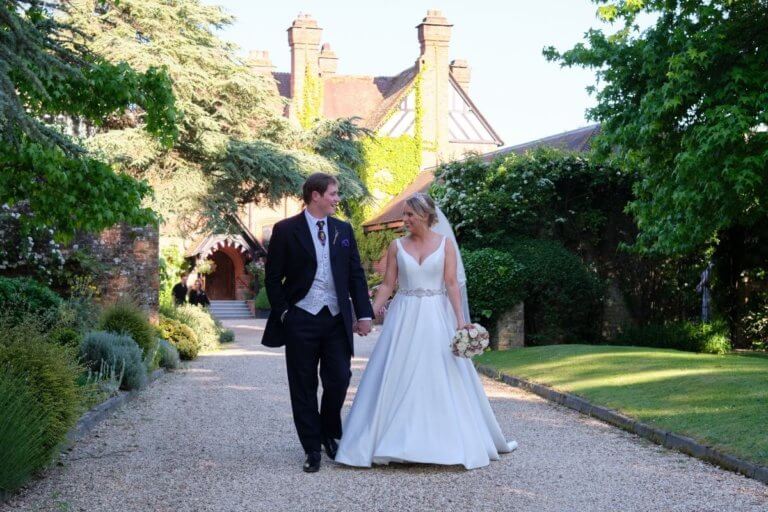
[303,173,339,204]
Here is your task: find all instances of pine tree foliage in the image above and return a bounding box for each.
[64,0,368,236]
[0,0,178,237]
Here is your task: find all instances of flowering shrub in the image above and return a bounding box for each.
[0,204,64,283]
[431,148,633,250]
[158,316,199,360]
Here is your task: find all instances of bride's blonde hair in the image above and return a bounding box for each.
[404,193,438,227]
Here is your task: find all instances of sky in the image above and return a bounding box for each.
[209,0,612,147]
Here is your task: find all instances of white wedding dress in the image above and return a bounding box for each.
[335,237,517,470]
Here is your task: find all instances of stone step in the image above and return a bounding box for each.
[209,300,253,320]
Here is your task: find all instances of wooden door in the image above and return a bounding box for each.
[206,252,235,300]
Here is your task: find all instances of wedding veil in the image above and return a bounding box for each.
[432,206,471,325]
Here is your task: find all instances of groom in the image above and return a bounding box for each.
[263,172,374,473]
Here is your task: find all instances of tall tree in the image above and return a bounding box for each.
[64,0,367,238]
[0,0,177,237]
[545,0,768,344]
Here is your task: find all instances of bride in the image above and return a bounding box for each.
[335,193,517,470]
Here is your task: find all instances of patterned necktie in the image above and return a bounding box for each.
[316,220,326,246]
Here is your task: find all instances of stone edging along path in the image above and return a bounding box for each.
[65,368,166,446]
[475,364,768,486]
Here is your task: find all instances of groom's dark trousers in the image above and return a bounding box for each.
[262,212,373,454]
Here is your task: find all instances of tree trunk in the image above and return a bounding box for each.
[716,226,749,348]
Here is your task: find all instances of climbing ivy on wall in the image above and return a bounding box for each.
[354,67,425,223]
[300,63,323,130]
[355,135,422,221]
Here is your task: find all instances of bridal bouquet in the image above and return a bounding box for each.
[450,323,490,358]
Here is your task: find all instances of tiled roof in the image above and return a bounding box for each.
[360,66,418,130]
[362,124,602,230]
[271,66,419,131]
[480,124,600,162]
[322,75,394,122]
[362,170,435,230]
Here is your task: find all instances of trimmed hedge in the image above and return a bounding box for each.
[80,331,147,390]
[506,239,603,344]
[159,315,199,360]
[99,301,157,357]
[463,239,604,344]
[614,319,732,354]
[462,249,524,322]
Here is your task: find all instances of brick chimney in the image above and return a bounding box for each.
[450,59,470,92]
[287,13,322,123]
[248,50,275,74]
[318,43,338,77]
[416,10,452,168]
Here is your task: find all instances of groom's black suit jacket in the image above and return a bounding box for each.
[262,212,373,355]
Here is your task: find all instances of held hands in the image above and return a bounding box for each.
[354,319,372,336]
[456,321,473,331]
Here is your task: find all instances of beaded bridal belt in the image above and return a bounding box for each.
[397,288,445,297]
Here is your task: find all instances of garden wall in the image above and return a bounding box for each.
[73,223,159,321]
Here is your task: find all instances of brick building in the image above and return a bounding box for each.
[187,10,503,301]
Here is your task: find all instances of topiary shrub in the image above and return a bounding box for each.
[505,239,604,344]
[0,338,82,460]
[0,276,62,330]
[0,366,52,495]
[157,338,181,370]
[463,240,603,345]
[254,287,270,310]
[159,315,199,360]
[46,327,82,349]
[161,304,220,352]
[80,331,147,390]
[614,319,732,354]
[462,248,525,323]
[219,329,235,343]
[99,301,157,357]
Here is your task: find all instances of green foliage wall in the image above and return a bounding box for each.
[432,148,703,342]
[353,71,425,224]
[354,135,422,222]
[462,241,604,344]
[299,63,323,130]
[355,226,399,272]
[544,0,768,347]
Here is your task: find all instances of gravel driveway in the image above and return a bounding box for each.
[3,319,766,512]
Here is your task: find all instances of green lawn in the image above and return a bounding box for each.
[476,345,768,466]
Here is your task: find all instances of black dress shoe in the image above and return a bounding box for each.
[303,451,321,473]
[321,437,338,460]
